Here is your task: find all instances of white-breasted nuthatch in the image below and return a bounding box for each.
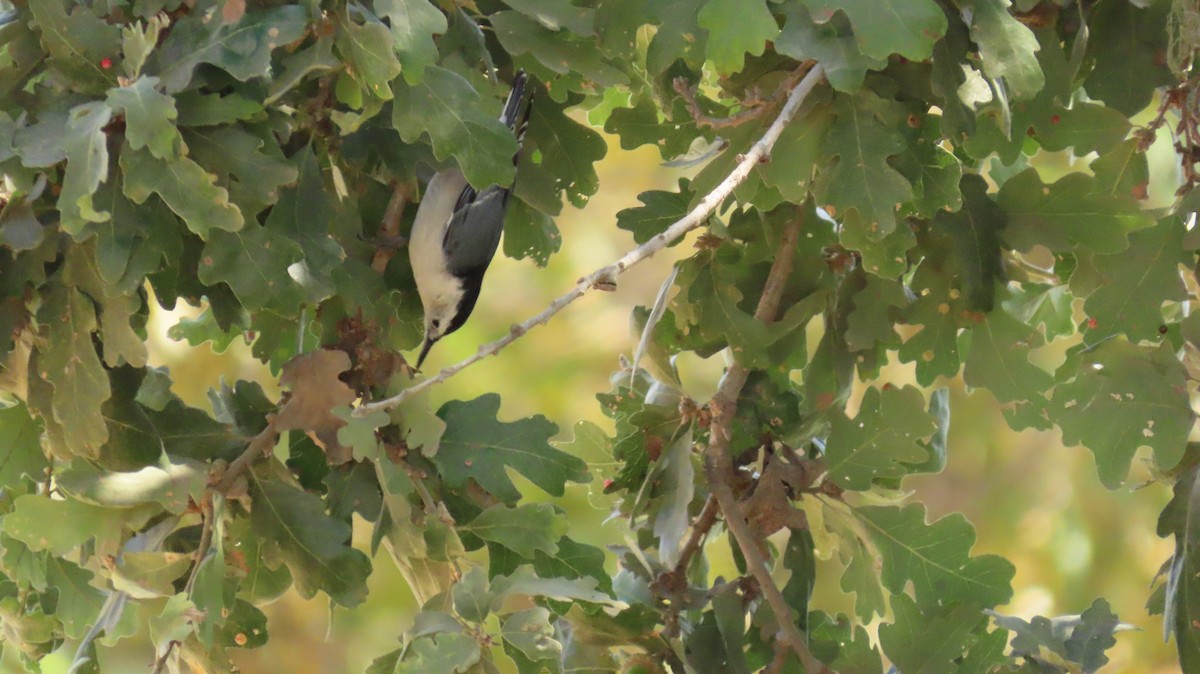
[409,71,531,369]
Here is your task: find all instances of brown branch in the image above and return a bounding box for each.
[703,217,829,674]
[216,419,279,493]
[674,64,813,130]
[658,493,720,639]
[370,182,412,273]
[150,641,178,674]
[673,494,720,577]
[356,64,828,417]
[182,493,214,596]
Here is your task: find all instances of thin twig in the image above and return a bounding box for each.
[150,641,178,674]
[370,182,412,273]
[659,493,721,638]
[183,494,213,596]
[355,63,827,418]
[674,65,813,130]
[216,420,279,493]
[672,494,720,577]
[703,217,828,673]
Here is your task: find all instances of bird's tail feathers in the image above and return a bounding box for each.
[500,70,528,131]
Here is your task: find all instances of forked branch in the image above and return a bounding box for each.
[703,217,828,673]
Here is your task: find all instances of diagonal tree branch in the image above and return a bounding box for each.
[355,63,827,417]
[704,216,829,673]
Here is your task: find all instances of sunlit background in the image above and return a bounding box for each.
[5,101,1188,672]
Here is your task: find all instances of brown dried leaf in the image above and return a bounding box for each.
[275,350,356,464]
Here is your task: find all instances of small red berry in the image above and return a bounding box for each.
[100,57,113,70]
[1050,114,1061,124]
[1087,317,1098,329]
[603,478,614,489]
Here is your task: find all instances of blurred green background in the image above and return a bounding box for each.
[6,113,1187,672]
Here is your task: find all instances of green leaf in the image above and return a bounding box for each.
[1090,139,1150,201]
[398,632,481,674]
[152,5,311,93]
[846,276,907,352]
[391,65,517,189]
[502,607,562,663]
[1082,0,1173,116]
[956,627,1011,674]
[999,169,1152,254]
[0,404,49,489]
[963,308,1053,404]
[105,76,182,160]
[856,503,1015,611]
[1158,465,1200,671]
[197,225,308,314]
[376,0,446,84]
[1030,102,1131,156]
[931,175,1006,311]
[220,599,269,650]
[44,557,106,639]
[962,0,1044,100]
[652,428,694,566]
[797,0,946,60]
[490,565,612,607]
[1051,340,1192,488]
[112,550,192,599]
[335,13,402,101]
[431,394,589,504]
[264,35,340,105]
[28,0,119,94]
[1082,218,1187,342]
[1064,598,1120,673]
[121,146,244,237]
[59,102,113,236]
[502,0,595,35]
[823,508,887,620]
[264,147,346,280]
[840,209,915,278]
[62,241,149,368]
[4,494,153,555]
[603,96,698,160]
[758,95,835,201]
[776,4,886,92]
[782,530,816,631]
[825,385,936,490]
[897,118,964,219]
[452,566,491,623]
[527,93,608,208]
[1002,283,1075,342]
[504,197,562,266]
[56,457,207,513]
[462,503,567,559]
[697,0,779,74]
[615,183,691,245]
[879,594,984,673]
[530,536,611,595]
[644,0,707,73]
[181,126,298,219]
[38,283,110,455]
[816,90,913,237]
[249,477,372,607]
[490,11,627,94]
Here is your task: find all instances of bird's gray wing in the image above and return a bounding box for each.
[441,185,509,277]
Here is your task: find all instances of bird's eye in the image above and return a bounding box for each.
[431,319,441,328]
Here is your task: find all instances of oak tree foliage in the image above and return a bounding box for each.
[0,0,1198,671]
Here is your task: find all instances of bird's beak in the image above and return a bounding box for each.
[416,337,435,370]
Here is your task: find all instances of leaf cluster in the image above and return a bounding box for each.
[0,0,1196,672]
